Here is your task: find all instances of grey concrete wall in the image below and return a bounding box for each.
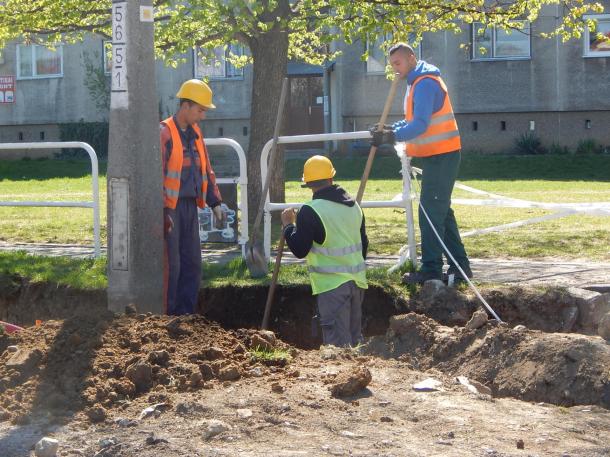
[458,111,610,153]
[0,36,254,154]
[0,37,106,126]
[0,124,61,158]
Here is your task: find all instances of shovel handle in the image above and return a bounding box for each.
[251,78,289,242]
[356,75,400,204]
[261,231,285,330]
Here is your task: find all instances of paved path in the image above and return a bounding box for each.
[0,241,608,291]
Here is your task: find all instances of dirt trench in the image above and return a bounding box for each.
[1,274,609,410]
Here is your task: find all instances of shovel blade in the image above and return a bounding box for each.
[245,240,268,278]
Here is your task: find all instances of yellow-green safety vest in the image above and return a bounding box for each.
[304,199,368,295]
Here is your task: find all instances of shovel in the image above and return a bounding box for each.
[355,75,400,204]
[261,231,285,330]
[245,77,289,277]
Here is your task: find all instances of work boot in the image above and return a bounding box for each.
[402,270,443,285]
[444,266,473,285]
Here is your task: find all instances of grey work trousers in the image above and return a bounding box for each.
[316,280,365,347]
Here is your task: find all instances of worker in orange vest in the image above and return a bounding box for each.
[372,43,472,285]
[160,79,225,314]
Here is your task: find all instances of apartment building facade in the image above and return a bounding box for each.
[0,4,608,158]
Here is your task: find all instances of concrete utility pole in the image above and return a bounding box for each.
[107,0,164,313]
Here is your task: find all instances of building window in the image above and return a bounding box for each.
[584,14,610,57]
[17,44,63,79]
[194,45,245,80]
[471,22,530,60]
[366,34,421,74]
[103,40,113,74]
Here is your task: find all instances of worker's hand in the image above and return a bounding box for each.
[212,205,226,229]
[370,123,392,133]
[371,129,396,147]
[164,212,174,235]
[281,208,297,227]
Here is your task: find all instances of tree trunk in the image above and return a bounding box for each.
[248,28,289,234]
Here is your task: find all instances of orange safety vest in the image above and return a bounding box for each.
[161,116,209,209]
[404,75,461,157]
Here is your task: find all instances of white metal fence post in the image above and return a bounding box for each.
[0,142,101,258]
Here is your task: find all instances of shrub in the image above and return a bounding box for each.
[575,139,604,155]
[514,132,546,155]
[58,121,109,159]
[548,143,571,155]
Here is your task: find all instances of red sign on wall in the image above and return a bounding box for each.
[0,75,15,104]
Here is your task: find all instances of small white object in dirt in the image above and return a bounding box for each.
[203,420,231,440]
[98,437,118,448]
[456,376,478,394]
[456,376,492,396]
[35,437,59,457]
[340,430,363,438]
[513,324,527,332]
[236,408,253,419]
[412,378,443,392]
[7,345,18,353]
[465,309,488,330]
[598,312,610,341]
[138,403,169,420]
[248,367,264,377]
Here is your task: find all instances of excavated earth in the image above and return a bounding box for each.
[0,275,609,456]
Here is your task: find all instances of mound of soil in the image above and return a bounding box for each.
[0,312,291,425]
[365,312,610,407]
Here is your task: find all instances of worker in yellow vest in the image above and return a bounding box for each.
[372,43,472,285]
[281,156,368,347]
[160,79,225,315]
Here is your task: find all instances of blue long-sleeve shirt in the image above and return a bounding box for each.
[393,61,447,142]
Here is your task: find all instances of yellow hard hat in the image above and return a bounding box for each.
[302,155,336,185]
[176,79,216,109]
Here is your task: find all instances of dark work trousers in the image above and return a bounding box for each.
[317,280,365,347]
[418,151,470,276]
[164,197,202,315]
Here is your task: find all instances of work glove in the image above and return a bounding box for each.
[370,128,396,147]
[370,123,393,134]
[164,211,174,235]
[212,205,227,229]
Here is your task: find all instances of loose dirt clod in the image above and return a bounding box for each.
[465,309,488,330]
[329,365,372,397]
[366,312,610,407]
[0,313,287,423]
[34,436,59,457]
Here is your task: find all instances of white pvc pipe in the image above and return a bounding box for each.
[0,141,100,258]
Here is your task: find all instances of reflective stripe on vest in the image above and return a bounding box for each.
[305,199,368,295]
[310,242,362,256]
[308,263,366,274]
[404,75,461,157]
[161,116,209,209]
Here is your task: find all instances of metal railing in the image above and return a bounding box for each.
[205,138,249,256]
[259,131,418,267]
[0,142,101,257]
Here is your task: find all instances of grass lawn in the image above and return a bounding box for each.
[0,251,406,294]
[1,153,609,260]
